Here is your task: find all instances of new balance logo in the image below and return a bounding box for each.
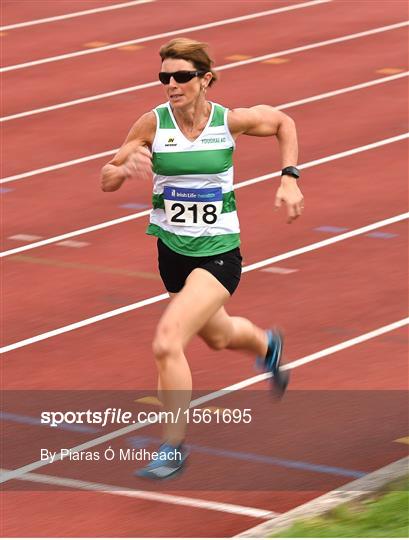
[165,137,177,147]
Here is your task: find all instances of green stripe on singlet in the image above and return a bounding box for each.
[152,190,237,212]
[156,107,175,129]
[209,104,225,127]
[146,224,240,257]
[153,147,233,176]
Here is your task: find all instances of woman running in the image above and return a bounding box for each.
[100,38,304,479]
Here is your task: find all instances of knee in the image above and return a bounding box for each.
[152,325,182,361]
[202,333,230,351]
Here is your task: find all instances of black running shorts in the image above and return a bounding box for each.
[157,238,242,295]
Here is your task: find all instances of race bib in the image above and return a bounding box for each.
[163,186,223,227]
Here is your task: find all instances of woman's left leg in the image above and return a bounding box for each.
[198,306,268,356]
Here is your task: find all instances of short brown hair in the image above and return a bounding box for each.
[159,38,218,86]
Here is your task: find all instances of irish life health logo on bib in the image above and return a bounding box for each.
[163,186,223,227]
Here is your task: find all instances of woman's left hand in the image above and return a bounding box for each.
[275,176,304,224]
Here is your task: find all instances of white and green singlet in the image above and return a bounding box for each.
[146,101,240,257]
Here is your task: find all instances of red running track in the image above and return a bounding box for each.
[2,0,407,115]
[2,0,408,537]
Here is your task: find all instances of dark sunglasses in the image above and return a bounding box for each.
[158,70,205,85]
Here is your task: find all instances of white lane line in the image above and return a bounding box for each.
[1,20,406,122]
[0,292,169,354]
[1,209,151,257]
[1,133,407,258]
[274,71,408,110]
[1,149,116,182]
[0,0,331,72]
[236,133,409,189]
[0,0,155,31]
[0,469,275,519]
[218,20,409,71]
[1,212,407,354]
[240,213,407,274]
[3,71,407,180]
[280,318,409,372]
[189,319,409,406]
[1,316,407,484]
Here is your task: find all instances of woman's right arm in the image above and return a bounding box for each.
[100,111,156,192]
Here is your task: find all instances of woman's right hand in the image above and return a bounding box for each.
[100,111,156,191]
[120,145,153,181]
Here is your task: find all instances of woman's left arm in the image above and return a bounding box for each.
[228,105,304,224]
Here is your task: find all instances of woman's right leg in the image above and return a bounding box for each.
[152,268,231,446]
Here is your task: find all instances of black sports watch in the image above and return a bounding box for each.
[281,166,300,179]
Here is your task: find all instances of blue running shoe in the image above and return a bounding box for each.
[257,329,289,398]
[135,443,188,480]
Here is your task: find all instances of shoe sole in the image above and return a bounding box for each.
[272,368,290,398]
[136,466,184,480]
[269,330,290,399]
[135,455,188,480]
